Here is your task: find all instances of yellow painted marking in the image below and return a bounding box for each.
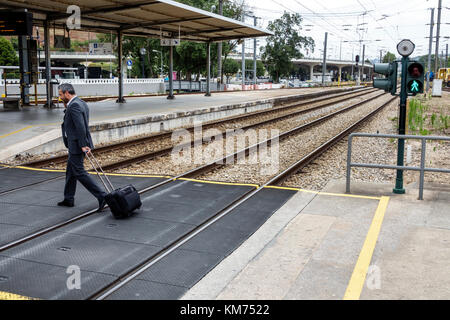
[263,185,303,192]
[263,185,381,200]
[315,191,381,200]
[343,196,390,300]
[7,165,65,173]
[2,165,170,178]
[177,177,259,188]
[0,291,36,300]
[0,126,34,139]
[91,172,170,178]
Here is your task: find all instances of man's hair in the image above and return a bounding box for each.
[58,83,76,95]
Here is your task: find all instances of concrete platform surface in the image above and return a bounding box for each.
[0,87,360,161]
[182,180,450,300]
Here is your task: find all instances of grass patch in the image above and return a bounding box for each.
[408,98,449,134]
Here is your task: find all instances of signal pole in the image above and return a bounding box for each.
[393,55,409,194]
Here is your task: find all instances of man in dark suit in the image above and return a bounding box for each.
[57,83,106,211]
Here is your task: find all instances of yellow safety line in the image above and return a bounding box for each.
[93,172,170,178]
[263,185,381,200]
[316,191,381,200]
[3,165,170,178]
[0,290,36,300]
[8,165,65,173]
[0,126,34,139]
[343,196,390,300]
[177,177,259,188]
[263,185,302,192]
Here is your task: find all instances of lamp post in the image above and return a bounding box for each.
[153,49,163,78]
[140,47,146,78]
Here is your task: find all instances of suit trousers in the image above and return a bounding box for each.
[64,152,106,203]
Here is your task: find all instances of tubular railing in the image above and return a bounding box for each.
[346,133,450,200]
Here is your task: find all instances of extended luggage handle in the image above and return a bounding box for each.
[84,151,115,193]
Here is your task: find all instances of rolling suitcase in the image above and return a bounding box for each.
[85,151,142,219]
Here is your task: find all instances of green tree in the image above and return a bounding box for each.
[382,52,396,63]
[223,58,239,83]
[261,12,314,82]
[245,59,266,78]
[97,33,163,78]
[0,37,19,66]
[176,0,243,81]
[175,42,208,80]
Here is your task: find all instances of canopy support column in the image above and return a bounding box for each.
[116,29,125,103]
[43,20,54,108]
[167,45,175,99]
[205,42,211,97]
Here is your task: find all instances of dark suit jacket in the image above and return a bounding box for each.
[61,96,94,154]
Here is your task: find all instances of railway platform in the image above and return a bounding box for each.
[183,179,450,300]
[0,86,362,162]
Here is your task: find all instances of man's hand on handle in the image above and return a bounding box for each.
[82,146,91,155]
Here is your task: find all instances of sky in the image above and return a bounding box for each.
[238,0,449,62]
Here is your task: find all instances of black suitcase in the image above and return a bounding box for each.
[104,185,142,219]
[85,152,142,219]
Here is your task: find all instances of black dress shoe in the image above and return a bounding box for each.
[57,199,74,207]
[97,198,106,212]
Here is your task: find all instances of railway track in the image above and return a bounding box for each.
[93,94,398,300]
[24,87,373,169]
[0,90,396,299]
[0,87,372,197]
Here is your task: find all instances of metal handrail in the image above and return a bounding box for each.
[346,132,450,200]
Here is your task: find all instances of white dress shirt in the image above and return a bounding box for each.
[67,95,77,107]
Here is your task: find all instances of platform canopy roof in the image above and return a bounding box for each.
[0,0,272,42]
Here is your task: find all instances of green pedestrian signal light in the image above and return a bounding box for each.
[373,62,397,95]
[406,61,424,95]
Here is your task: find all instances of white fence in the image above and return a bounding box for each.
[0,78,165,97]
[0,78,164,86]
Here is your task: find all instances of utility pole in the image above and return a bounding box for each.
[253,16,257,88]
[427,8,434,92]
[361,44,365,82]
[322,32,328,86]
[217,0,223,90]
[446,43,448,67]
[380,50,382,63]
[434,0,442,73]
[351,48,354,80]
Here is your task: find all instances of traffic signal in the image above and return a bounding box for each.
[406,61,424,95]
[373,62,398,95]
